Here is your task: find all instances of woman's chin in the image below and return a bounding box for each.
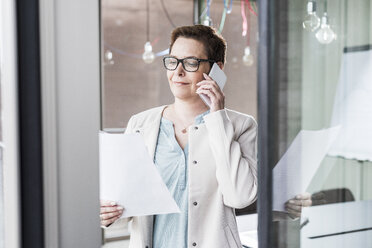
[171,89,190,99]
[172,92,198,100]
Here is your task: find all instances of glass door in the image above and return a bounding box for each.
[262,0,372,247]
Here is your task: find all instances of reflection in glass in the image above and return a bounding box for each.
[315,13,336,44]
[271,0,372,247]
[302,1,320,32]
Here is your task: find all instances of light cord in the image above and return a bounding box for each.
[160,0,177,28]
[146,0,150,41]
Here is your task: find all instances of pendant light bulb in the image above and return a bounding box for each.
[142,41,155,64]
[242,46,254,67]
[315,13,336,44]
[203,16,213,26]
[302,1,320,32]
[104,50,114,65]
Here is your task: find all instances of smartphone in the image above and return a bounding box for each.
[199,63,227,107]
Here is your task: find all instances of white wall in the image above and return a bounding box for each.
[39,0,102,247]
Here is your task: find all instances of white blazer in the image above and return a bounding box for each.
[123,105,257,248]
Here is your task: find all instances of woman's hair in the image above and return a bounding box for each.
[169,25,227,64]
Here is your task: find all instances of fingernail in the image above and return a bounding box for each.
[110,202,116,206]
[117,206,123,210]
[289,200,294,204]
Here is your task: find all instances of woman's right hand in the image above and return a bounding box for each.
[100,200,124,227]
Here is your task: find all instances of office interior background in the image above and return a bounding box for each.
[0,0,371,247]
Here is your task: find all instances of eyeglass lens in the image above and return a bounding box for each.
[164,57,199,72]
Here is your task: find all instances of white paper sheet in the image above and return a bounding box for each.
[272,127,340,211]
[329,49,372,161]
[99,132,180,218]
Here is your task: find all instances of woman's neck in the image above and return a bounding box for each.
[171,97,209,123]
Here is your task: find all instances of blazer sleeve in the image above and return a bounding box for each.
[124,116,136,134]
[203,109,258,209]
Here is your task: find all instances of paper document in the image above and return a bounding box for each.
[329,49,372,161]
[272,126,340,211]
[99,132,180,217]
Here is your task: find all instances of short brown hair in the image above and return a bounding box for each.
[169,25,227,64]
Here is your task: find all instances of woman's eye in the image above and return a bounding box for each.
[186,61,198,67]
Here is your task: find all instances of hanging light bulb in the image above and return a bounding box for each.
[142,42,155,64]
[203,16,212,26]
[104,50,114,65]
[302,1,320,31]
[142,0,154,64]
[315,13,336,44]
[242,46,254,66]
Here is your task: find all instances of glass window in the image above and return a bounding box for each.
[101,0,258,130]
[271,0,372,247]
[100,0,258,246]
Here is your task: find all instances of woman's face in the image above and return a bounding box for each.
[167,37,211,101]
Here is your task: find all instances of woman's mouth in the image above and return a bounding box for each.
[173,81,190,86]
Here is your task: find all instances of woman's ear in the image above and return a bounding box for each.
[217,62,224,70]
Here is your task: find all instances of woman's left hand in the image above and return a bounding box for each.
[285,192,312,219]
[196,73,225,112]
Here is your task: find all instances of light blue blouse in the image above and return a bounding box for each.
[152,110,209,248]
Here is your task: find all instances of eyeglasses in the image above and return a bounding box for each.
[163,56,215,72]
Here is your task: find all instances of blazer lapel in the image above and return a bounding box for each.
[142,105,167,161]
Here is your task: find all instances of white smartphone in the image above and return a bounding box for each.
[199,63,227,107]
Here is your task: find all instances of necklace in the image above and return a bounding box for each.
[171,106,194,134]
[177,120,194,134]
[181,126,189,134]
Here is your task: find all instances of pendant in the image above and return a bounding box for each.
[181,128,187,134]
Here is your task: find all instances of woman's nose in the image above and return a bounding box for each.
[174,62,185,76]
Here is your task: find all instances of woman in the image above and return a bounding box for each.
[100,25,258,248]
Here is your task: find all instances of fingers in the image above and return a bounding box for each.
[203,72,212,80]
[197,84,220,96]
[100,205,124,214]
[196,77,225,112]
[100,200,117,207]
[295,192,311,200]
[196,88,216,100]
[197,76,222,91]
[285,201,302,212]
[100,209,124,227]
[285,202,302,219]
[100,200,125,227]
[100,210,123,220]
[291,193,312,207]
[101,214,121,227]
[284,193,313,219]
[287,199,312,208]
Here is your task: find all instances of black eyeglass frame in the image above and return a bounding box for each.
[162,56,215,72]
